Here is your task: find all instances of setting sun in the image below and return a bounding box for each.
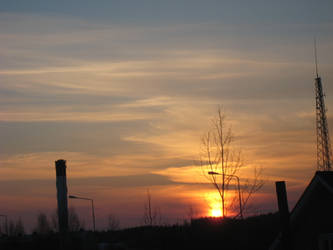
[211,208,222,217]
[205,190,238,217]
[206,192,223,217]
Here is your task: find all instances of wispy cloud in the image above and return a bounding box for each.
[1,7,333,228]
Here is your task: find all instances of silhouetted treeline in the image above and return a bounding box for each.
[0,213,279,250]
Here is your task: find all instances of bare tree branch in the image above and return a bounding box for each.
[200,105,264,218]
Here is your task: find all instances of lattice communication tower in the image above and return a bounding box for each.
[314,40,332,171]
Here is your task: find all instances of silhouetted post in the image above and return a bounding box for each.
[275,181,291,250]
[55,160,69,233]
[0,215,8,235]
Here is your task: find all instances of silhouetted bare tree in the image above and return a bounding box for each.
[107,214,120,231]
[7,221,15,236]
[143,189,163,226]
[7,218,24,236]
[68,207,84,232]
[186,205,197,222]
[0,218,7,235]
[50,207,84,232]
[15,218,25,236]
[50,210,58,232]
[200,106,264,218]
[34,212,51,234]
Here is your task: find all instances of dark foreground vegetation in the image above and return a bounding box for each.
[0,213,279,250]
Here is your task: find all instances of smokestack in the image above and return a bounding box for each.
[275,181,291,249]
[55,159,69,233]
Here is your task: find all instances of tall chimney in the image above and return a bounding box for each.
[275,181,291,249]
[55,159,69,233]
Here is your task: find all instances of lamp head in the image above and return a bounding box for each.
[208,171,220,175]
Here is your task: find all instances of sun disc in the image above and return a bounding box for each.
[211,208,222,217]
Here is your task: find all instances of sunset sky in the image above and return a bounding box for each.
[0,0,333,231]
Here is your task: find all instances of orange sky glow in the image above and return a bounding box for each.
[0,1,333,232]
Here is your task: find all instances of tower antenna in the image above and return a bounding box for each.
[314,40,332,171]
[314,37,319,78]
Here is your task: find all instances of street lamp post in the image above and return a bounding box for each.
[208,171,243,219]
[0,214,8,235]
[69,195,96,232]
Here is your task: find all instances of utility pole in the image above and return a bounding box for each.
[275,181,291,250]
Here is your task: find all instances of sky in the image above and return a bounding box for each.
[0,0,333,231]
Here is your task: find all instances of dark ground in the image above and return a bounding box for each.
[0,213,280,250]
